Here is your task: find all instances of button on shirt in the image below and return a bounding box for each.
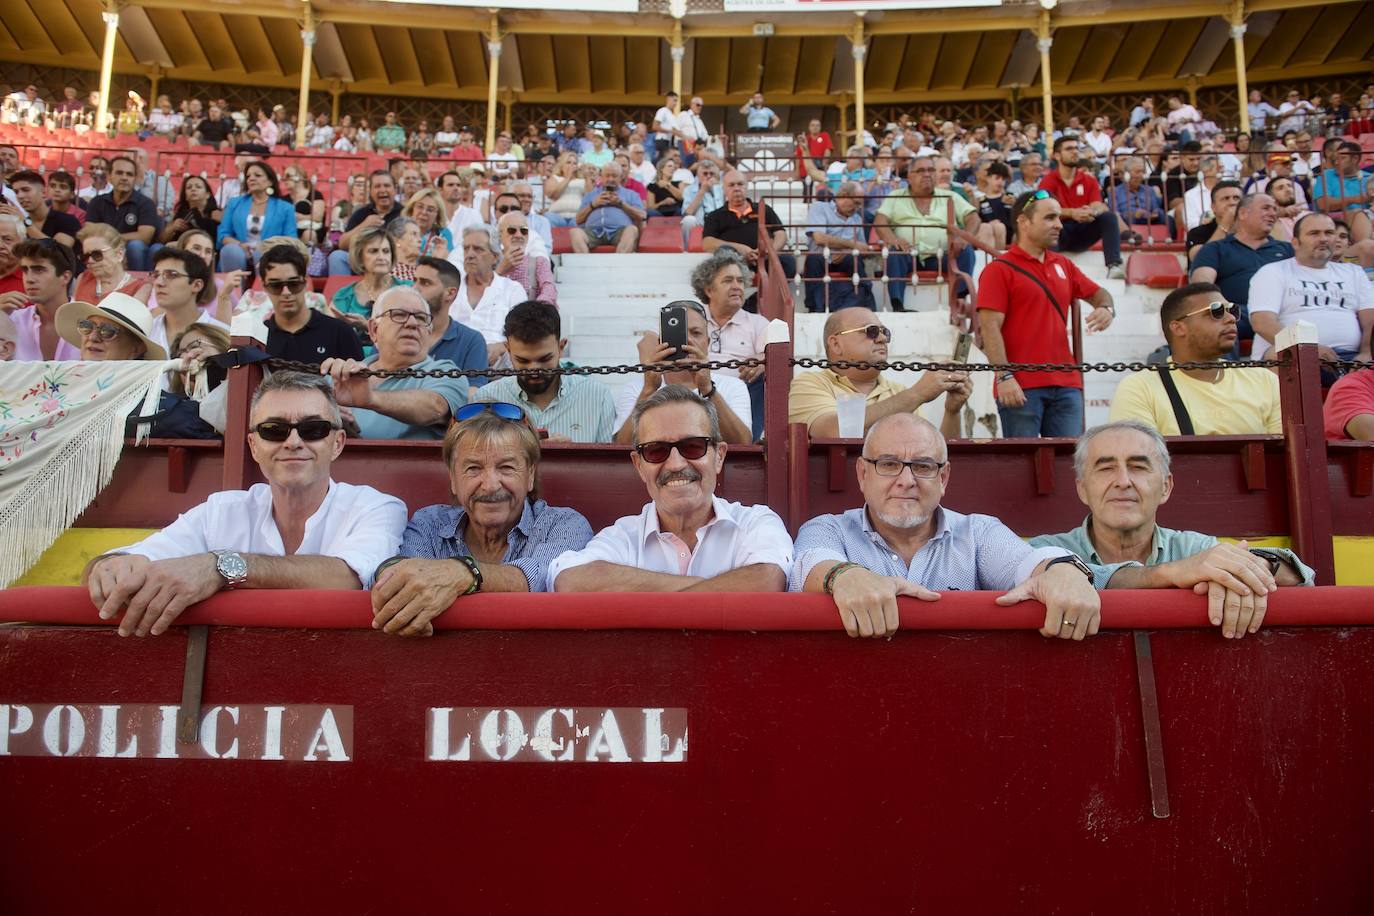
[578,186,644,236]
[350,354,468,440]
[876,188,974,257]
[789,506,1069,592]
[804,200,866,253]
[115,481,407,589]
[399,499,595,593]
[547,496,794,587]
[1030,516,1314,590]
[471,372,617,442]
[706,308,769,379]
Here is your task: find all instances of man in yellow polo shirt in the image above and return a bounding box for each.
[789,306,971,438]
[1109,282,1282,435]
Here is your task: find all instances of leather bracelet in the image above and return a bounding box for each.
[700,384,717,400]
[453,555,482,595]
[822,562,861,595]
[997,372,1016,383]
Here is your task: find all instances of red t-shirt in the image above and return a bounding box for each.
[1323,368,1374,439]
[977,244,1100,391]
[1038,168,1103,209]
[0,266,21,296]
[806,132,833,160]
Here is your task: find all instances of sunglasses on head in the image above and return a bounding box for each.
[455,401,525,422]
[1180,300,1240,320]
[264,277,307,294]
[252,419,340,442]
[834,323,892,342]
[635,436,715,464]
[1017,188,1052,216]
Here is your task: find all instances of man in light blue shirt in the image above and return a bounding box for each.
[801,181,874,312]
[740,92,780,132]
[680,161,726,248]
[571,162,645,253]
[470,300,616,442]
[1031,420,1313,639]
[320,286,468,440]
[789,413,1100,640]
[1246,90,1282,135]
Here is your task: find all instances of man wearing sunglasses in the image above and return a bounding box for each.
[259,245,363,364]
[791,306,971,439]
[1109,283,1281,435]
[1032,421,1311,642]
[320,286,468,440]
[83,372,407,637]
[551,384,792,593]
[979,190,1116,438]
[791,413,1099,640]
[370,409,594,635]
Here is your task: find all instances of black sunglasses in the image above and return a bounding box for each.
[455,401,525,422]
[635,436,714,464]
[264,277,307,294]
[252,419,340,442]
[1179,300,1240,321]
[495,205,520,213]
[834,323,892,342]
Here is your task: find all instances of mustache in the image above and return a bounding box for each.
[657,469,701,487]
[471,490,512,504]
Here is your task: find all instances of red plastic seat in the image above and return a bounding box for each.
[687,226,704,253]
[551,226,574,255]
[1126,252,1185,289]
[638,222,684,253]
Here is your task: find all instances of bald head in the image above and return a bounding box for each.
[0,309,16,361]
[865,413,948,462]
[822,307,877,357]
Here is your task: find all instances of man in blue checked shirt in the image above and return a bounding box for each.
[1031,420,1312,640]
[570,162,645,254]
[368,408,594,636]
[789,413,1100,640]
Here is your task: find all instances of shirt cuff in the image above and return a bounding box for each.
[1017,546,1073,586]
[1089,560,1142,591]
[509,556,546,593]
[789,548,847,593]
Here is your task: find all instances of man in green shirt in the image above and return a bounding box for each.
[1031,420,1313,639]
[874,155,979,311]
[374,112,408,154]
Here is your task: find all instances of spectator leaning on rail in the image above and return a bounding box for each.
[1109,283,1281,435]
[615,300,753,445]
[978,190,1115,438]
[470,300,616,442]
[802,180,876,314]
[1247,213,1374,379]
[874,156,978,312]
[410,254,488,383]
[789,307,970,440]
[258,244,364,364]
[84,155,162,271]
[790,413,1100,641]
[550,384,792,593]
[321,285,468,440]
[1188,192,1292,357]
[82,372,407,637]
[1037,136,1125,280]
[368,409,595,636]
[1032,421,1312,640]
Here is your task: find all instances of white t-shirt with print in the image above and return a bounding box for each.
[1248,259,1374,358]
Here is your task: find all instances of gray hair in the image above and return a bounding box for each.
[462,225,501,257]
[373,284,427,315]
[1073,420,1171,480]
[689,247,751,302]
[250,371,342,426]
[384,216,419,242]
[630,383,721,446]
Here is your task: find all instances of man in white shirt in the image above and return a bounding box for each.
[82,372,408,637]
[1277,90,1317,136]
[145,95,183,139]
[550,383,792,593]
[612,301,753,445]
[1082,116,1113,163]
[627,143,656,187]
[78,156,112,202]
[147,248,229,352]
[1249,213,1374,369]
[652,92,681,161]
[450,226,525,358]
[676,97,711,166]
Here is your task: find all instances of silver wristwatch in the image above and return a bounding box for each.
[211,549,249,589]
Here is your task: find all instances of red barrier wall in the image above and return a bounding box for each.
[1,588,1372,914]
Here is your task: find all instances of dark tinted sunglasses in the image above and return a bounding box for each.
[252,419,340,442]
[264,277,307,294]
[1180,300,1240,321]
[455,401,525,422]
[495,205,520,213]
[835,323,892,342]
[635,436,714,464]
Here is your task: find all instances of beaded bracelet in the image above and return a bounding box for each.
[822,562,861,595]
[453,555,483,595]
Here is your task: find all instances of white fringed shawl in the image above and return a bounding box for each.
[0,360,174,588]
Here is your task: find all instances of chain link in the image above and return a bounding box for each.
[261,354,1294,379]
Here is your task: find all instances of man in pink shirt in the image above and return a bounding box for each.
[9,239,80,361]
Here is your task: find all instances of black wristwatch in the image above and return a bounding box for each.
[1044,554,1095,584]
[1249,548,1285,577]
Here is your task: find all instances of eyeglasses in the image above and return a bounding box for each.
[862,457,946,479]
[252,419,340,442]
[834,323,892,342]
[83,248,110,264]
[76,319,124,340]
[455,401,525,422]
[264,277,307,294]
[504,226,529,236]
[496,205,520,214]
[378,308,433,328]
[635,436,714,464]
[1179,300,1240,320]
[150,269,187,281]
[708,329,722,353]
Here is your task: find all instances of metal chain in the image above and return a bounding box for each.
[261,354,1294,379]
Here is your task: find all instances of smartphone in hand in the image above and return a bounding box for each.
[660,302,692,360]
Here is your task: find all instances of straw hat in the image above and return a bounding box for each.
[56,292,167,360]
